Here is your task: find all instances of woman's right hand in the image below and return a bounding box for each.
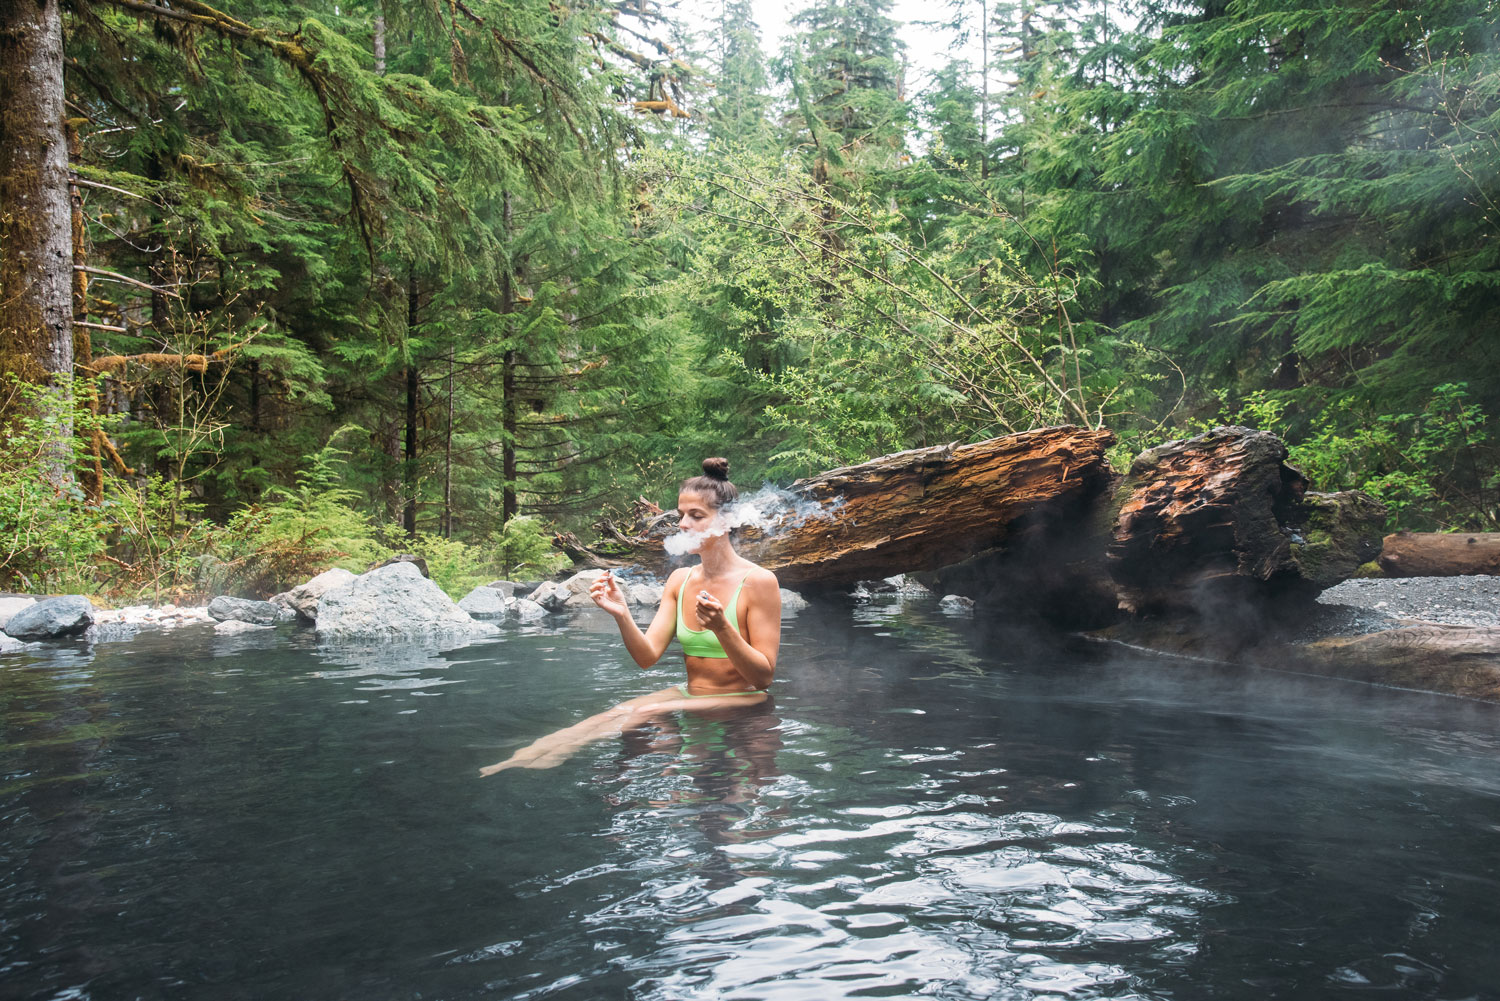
[589,571,629,617]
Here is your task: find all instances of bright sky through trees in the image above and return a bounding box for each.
[723,0,960,87]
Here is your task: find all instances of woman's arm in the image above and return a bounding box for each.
[591,568,683,669]
[697,569,781,689]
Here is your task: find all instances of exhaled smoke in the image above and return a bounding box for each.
[662,484,839,558]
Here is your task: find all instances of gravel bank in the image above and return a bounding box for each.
[1311,575,1500,637]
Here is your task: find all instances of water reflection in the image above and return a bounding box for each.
[8,602,1500,1000]
[600,698,795,906]
[468,683,1220,1001]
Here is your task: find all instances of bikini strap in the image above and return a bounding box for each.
[724,570,753,623]
[675,566,695,631]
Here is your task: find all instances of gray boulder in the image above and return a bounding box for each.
[5,595,95,640]
[315,561,497,640]
[85,621,141,643]
[780,588,809,614]
[207,595,282,626]
[483,580,521,599]
[367,553,430,577]
[629,583,664,608]
[0,596,36,632]
[458,585,510,618]
[272,567,358,623]
[526,580,565,611]
[530,571,620,612]
[559,570,622,610]
[510,598,548,622]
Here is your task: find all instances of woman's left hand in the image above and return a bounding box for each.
[696,590,729,633]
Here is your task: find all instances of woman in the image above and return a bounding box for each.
[480,458,781,774]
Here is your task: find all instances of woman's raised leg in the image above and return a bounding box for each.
[480,687,690,775]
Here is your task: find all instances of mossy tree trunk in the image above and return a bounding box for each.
[0,0,75,484]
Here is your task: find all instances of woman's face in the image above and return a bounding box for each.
[676,491,720,549]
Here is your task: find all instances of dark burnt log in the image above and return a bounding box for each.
[552,531,631,570]
[1378,532,1500,578]
[1107,426,1385,616]
[566,426,1118,589]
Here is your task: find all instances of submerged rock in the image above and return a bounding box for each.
[939,594,975,615]
[5,596,95,640]
[208,595,283,626]
[272,567,357,624]
[0,633,38,654]
[215,618,274,635]
[315,562,497,640]
[86,621,142,643]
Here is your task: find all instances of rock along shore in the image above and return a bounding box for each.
[5,567,1498,704]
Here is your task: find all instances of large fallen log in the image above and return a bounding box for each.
[1106,426,1385,615]
[1378,532,1500,577]
[571,425,1119,589]
[562,424,1385,623]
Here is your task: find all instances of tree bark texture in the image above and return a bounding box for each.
[563,425,1385,624]
[500,185,518,524]
[1106,426,1385,614]
[403,272,419,538]
[578,426,1119,589]
[1378,532,1500,578]
[0,0,74,384]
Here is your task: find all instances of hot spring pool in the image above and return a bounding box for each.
[4,598,1500,1000]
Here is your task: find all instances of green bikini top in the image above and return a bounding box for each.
[675,567,751,658]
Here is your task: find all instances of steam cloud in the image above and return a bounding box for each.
[662,484,839,558]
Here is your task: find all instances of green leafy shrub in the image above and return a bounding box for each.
[399,533,500,599]
[0,377,111,593]
[211,428,388,596]
[100,474,219,601]
[1133,385,1498,532]
[493,515,569,580]
[1284,385,1497,532]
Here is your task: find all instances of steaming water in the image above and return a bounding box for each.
[662,485,837,557]
[5,599,1500,1000]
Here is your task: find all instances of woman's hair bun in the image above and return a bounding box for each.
[702,457,730,481]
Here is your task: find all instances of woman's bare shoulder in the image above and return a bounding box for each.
[663,565,693,596]
[745,564,780,592]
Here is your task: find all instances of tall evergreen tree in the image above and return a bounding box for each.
[782,0,908,166]
[708,0,774,148]
[1094,0,1500,417]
